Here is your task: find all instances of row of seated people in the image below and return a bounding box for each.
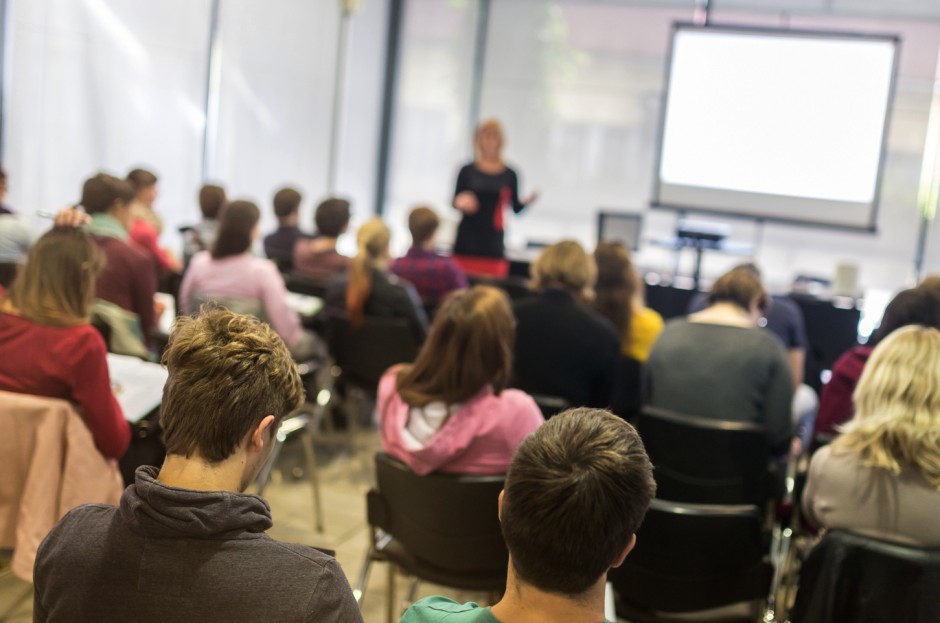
[3,170,940,613]
[12,299,938,622]
[2,212,938,620]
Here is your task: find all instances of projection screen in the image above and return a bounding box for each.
[652,24,899,231]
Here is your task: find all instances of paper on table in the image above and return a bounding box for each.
[107,353,167,423]
[285,292,324,317]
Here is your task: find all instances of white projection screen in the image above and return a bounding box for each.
[653,24,899,231]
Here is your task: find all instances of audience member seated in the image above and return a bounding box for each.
[401,408,655,623]
[377,286,542,475]
[390,205,468,306]
[0,166,11,214]
[0,212,32,290]
[815,287,940,438]
[264,186,309,272]
[593,241,663,362]
[126,167,182,276]
[0,227,130,459]
[182,183,226,265]
[512,241,620,409]
[647,267,794,451]
[82,173,158,350]
[293,197,350,282]
[324,217,428,341]
[180,200,320,360]
[804,325,940,546]
[33,309,363,623]
[688,263,808,389]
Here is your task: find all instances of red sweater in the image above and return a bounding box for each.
[814,346,873,438]
[92,235,157,344]
[0,313,131,459]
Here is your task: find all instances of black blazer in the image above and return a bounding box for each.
[512,289,620,409]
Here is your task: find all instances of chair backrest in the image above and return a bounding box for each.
[529,393,571,419]
[368,453,507,574]
[609,498,772,615]
[327,313,420,390]
[0,391,123,581]
[285,273,331,298]
[637,406,772,506]
[791,530,940,623]
[610,355,643,421]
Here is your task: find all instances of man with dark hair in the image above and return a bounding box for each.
[402,408,656,623]
[33,308,363,623]
[293,197,351,282]
[82,172,158,348]
[391,205,468,305]
[264,186,309,272]
[183,183,227,264]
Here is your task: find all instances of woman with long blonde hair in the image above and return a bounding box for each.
[324,218,427,341]
[0,227,130,459]
[804,325,940,545]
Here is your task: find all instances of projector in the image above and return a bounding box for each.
[676,219,730,246]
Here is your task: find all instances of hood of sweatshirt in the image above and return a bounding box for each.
[120,466,272,540]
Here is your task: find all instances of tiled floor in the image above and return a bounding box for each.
[0,429,493,623]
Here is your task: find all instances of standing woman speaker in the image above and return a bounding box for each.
[452,119,538,277]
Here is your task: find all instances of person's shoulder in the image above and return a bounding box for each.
[493,389,544,420]
[39,503,119,558]
[261,537,340,571]
[636,306,664,327]
[402,596,492,623]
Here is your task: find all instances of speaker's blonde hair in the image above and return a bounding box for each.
[836,325,940,490]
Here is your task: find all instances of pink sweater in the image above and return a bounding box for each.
[179,251,303,349]
[377,367,544,476]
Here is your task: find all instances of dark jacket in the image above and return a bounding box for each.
[324,268,428,343]
[512,289,620,409]
[33,466,363,623]
[91,235,158,344]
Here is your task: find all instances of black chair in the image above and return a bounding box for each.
[356,453,507,622]
[467,274,535,304]
[611,355,643,422]
[326,313,420,394]
[791,530,940,623]
[610,499,773,622]
[529,393,571,420]
[285,273,331,299]
[637,406,774,507]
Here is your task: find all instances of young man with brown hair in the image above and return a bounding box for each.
[391,205,468,305]
[293,197,351,282]
[33,308,363,623]
[264,186,309,272]
[401,408,656,623]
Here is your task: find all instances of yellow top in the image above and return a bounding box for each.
[624,306,664,362]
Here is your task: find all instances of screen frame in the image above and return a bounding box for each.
[650,22,901,233]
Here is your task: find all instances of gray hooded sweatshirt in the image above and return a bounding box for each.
[33,466,363,623]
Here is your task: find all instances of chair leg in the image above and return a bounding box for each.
[405,576,419,607]
[255,429,287,495]
[300,430,324,533]
[386,562,397,623]
[353,546,374,606]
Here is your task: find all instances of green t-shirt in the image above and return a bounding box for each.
[400,598,499,622]
[400,596,609,623]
